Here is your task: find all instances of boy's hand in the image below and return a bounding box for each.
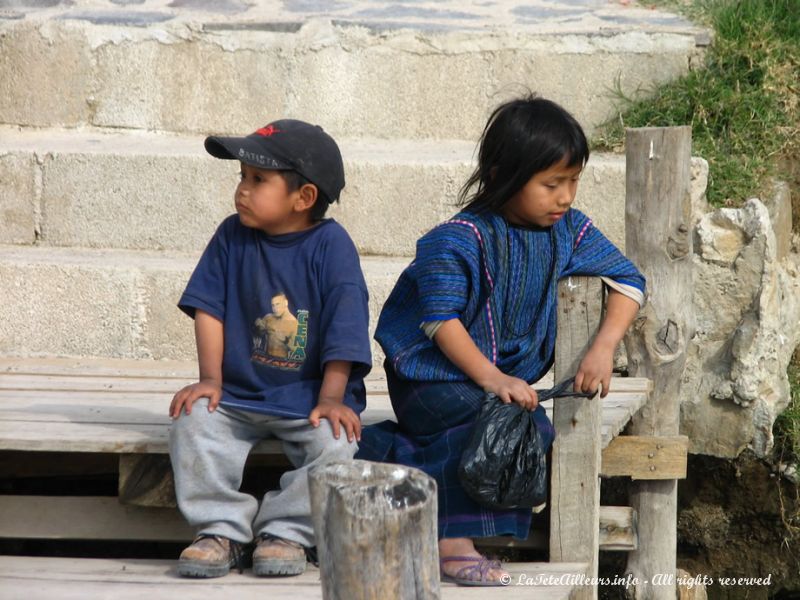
[483,372,538,411]
[575,343,614,398]
[309,398,361,443]
[170,379,222,418]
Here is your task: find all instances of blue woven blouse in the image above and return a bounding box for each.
[375,209,645,383]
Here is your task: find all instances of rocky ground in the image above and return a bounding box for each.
[677,453,800,600]
[600,452,800,600]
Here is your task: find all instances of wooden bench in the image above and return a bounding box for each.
[0,278,687,600]
[0,357,652,546]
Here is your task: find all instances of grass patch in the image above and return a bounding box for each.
[775,359,800,538]
[593,0,799,210]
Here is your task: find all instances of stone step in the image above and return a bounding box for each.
[0,244,408,363]
[0,126,629,256]
[0,13,704,140]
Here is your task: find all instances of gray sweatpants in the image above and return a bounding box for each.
[168,398,357,547]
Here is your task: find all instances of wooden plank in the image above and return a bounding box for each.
[0,495,193,541]
[0,388,641,422]
[0,421,174,453]
[0,366,646,457]
[0,372,650,396]
[600,436,688,480]
[550,276,604,600]
[0,491,637,554]
[0,415,634,454]
[598,506,638,551]
[1,419,415,455]
[0,357,198,379]
[0,556,586,600]
[0,375,195,393]
[624,125,693,600]
[0,358,648,392]
[0,392,395,426]
[0,373,391,394]
[477,506,637,552]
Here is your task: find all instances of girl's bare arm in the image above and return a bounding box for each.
[433,319,538,410]
[575,289,640,397]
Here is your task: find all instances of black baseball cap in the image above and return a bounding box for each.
[204,119,345,203]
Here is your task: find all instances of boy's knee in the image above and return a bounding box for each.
[310,420,358,461]
[169,398,216,441]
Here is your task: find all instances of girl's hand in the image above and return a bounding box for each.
[484,372,539,411]
[575,343,614,398]
[309,398,362,443]
[170,378,222,418]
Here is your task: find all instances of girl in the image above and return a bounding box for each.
[358,96,645,586]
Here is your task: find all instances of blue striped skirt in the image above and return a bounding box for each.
[356,362,555,540]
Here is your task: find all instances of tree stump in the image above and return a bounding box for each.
[308,459,440,600]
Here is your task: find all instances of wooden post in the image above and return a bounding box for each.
[308,459,440,600]
[550,276,604,600]
[624,126,694,600]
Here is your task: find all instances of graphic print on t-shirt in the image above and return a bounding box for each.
[252,292,308,371]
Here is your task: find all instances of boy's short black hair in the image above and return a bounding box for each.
[459,94,590,214]
[281,171,331,221]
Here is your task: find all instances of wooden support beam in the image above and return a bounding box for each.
[550,276,604,600]
[601,436,688,480]
[118,454,176,508]
[624,126,694,600]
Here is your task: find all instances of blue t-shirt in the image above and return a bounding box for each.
[178,215,372,418]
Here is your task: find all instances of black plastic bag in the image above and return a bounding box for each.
[457,377,593,510]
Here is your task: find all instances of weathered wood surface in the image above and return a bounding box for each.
[0,556,588,600]
[550,276,604,600]
[600,436,689,480]
[0,495,193,541]
[0,493,638,552]
[481,506,638,552]
[308,460,439,600]
[118,454,176,507]
[624,126,694,600]
[598,506,638,552]
[0,359,649,454]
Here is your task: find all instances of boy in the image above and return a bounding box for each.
[169,119,372,578]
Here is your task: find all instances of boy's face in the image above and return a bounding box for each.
[234,162,312,235]
[502,159,582,228]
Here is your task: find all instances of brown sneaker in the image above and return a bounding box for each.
[252,534,307,576]
[177,534,247,578]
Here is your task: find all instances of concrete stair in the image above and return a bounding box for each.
[0,11,704,140]
[0,0,707,364]
[0,126,630,256]
[0,243,408,362]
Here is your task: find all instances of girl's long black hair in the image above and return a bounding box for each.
[459,95,590,214]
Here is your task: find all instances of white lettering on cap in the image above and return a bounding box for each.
[239,149,283,169]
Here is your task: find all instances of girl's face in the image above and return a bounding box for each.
[502,159,582,228]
